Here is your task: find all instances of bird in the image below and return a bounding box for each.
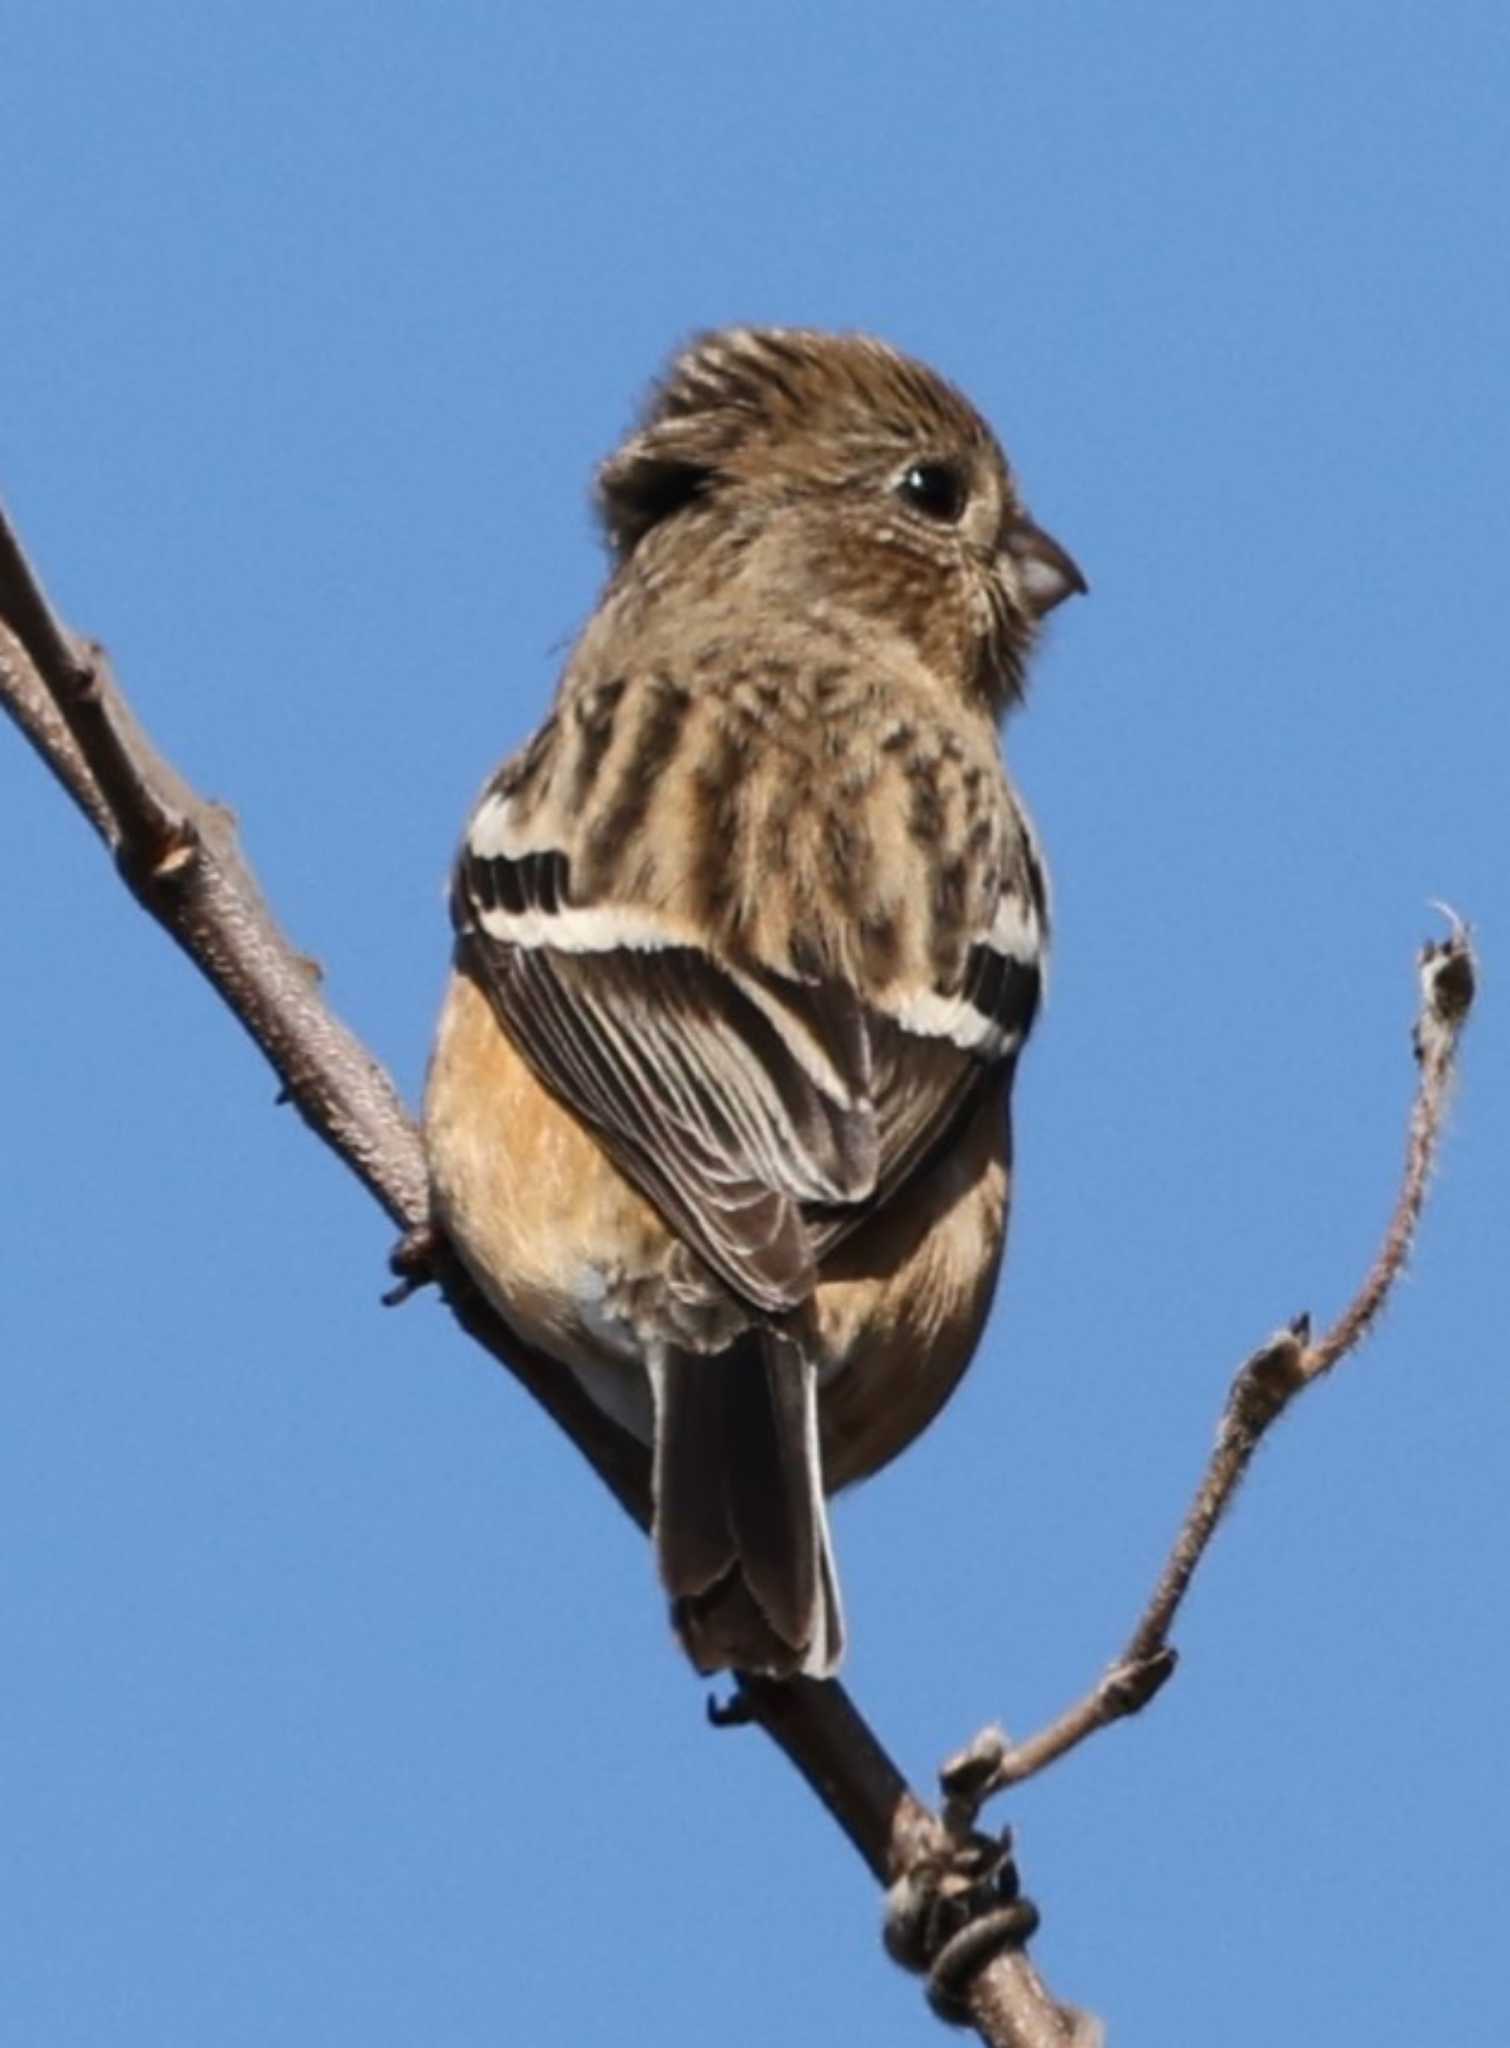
[423,326,1082,1679]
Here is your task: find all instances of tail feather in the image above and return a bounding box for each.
[651,1344,742,1600]
[650,1331,844,1679]
[722,1331,818,1645]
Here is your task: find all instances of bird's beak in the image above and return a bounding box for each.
[1004,519,1087,617]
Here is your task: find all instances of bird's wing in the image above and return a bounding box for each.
[453,784,878,1311]
[806,873,1044,1260]
[453,730,1045,1307]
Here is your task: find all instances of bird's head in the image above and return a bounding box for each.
[596,326,1084,708]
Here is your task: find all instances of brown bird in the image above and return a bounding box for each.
[424,327,1082,1677]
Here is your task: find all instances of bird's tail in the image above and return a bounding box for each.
[649,1328,844,1679]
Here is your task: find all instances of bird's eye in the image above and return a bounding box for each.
[897,461,969,524]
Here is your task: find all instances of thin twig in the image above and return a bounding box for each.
[1302,913,1473,1382]
[0,486,1094,2047]
[944,920,1476,1812]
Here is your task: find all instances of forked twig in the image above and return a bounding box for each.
[942,920,1476,1814]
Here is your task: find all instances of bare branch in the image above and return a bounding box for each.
[0,502,188,859]
[0,487,1096,2047]
[0,495,425,1224]
[945,919,1476,1812]
[0,617,112,838]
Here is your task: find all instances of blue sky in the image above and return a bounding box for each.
[2,5,1505,2043]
